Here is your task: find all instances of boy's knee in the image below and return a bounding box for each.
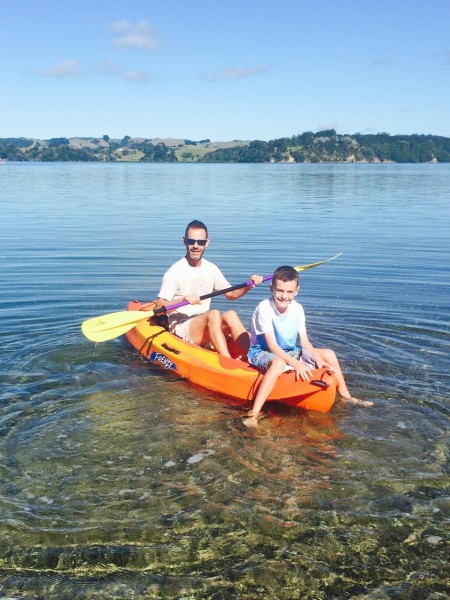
[271,356,287,373]
[325,349,337,361]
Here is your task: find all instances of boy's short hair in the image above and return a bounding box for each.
[185,220,208,237]
[272,265,299,286]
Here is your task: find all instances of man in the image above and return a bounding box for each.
[154,220,262,357]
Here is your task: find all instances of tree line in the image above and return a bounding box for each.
[200,131,450,163]
[1,131,450,163]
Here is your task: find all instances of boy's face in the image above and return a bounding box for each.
[270,278,299,312]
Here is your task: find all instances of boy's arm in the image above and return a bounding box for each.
[299,331,330,369]
[299,330,315,356]
[264,332,312,381]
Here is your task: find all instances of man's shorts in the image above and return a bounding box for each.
[170,318,196,345]
[248,345,316,372]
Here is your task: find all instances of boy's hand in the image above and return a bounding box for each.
[292,359,312,382]
[316,358,331,370]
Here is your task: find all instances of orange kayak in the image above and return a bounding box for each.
[125,301,337,413]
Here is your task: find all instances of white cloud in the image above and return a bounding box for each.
[123,70,153,82]
[315,121,338,132]
[201,65,269,81]
[100,60,154,82]
[40,58,84,78]
[38,58,153,83]
[111,19,161,50]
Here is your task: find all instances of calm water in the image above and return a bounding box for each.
[1,162,449,599]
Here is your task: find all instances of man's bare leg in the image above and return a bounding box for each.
[221,310,250,356]
[188,310,232,357]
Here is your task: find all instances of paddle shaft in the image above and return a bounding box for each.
[81,277,266,342]
[81,253,341,342]
[151,275,271,317]
[145,252,342,318]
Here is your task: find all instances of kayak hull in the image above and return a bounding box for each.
[125,301,337,413]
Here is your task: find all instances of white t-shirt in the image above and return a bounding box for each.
[250,297,306,351]
[158,257,230,327]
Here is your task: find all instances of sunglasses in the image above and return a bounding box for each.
[184,237,208,246]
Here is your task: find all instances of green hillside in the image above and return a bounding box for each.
[1,130,449,163]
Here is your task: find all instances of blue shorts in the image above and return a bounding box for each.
[248,345,315,372]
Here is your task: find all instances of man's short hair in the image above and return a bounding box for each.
[185,220,208,237]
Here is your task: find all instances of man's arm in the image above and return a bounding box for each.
[154,294,201,311]
[154,297,171,310]
[224,274,263,300]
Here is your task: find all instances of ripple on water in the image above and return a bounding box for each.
[1,163,449,597]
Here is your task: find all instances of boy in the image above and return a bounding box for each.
[245,266,372,426]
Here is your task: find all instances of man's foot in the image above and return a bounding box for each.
[341,395,374,407]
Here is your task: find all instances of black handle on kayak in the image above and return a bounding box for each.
[311,370,333,388]
[311,380,329,389]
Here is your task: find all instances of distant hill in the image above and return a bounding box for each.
[0,136,250,163]
[1,130,450,163]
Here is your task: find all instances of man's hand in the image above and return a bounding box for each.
[250,274,264,286]
[184,293,201,305]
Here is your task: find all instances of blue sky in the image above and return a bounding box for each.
[1,0,449,141]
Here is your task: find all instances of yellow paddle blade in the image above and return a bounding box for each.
[81,310,155,343]
[294,252,342,272]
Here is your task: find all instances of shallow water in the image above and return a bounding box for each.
[0,163,449,598]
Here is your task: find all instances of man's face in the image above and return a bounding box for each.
[183,227,209,263]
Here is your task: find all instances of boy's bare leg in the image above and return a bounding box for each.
[244,356,286,426]
[315,348,373,406]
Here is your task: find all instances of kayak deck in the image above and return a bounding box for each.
[125,301,337,413]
